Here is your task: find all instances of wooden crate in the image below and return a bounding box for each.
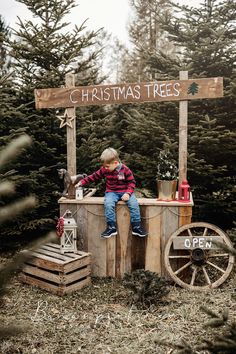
[20,243,91,296]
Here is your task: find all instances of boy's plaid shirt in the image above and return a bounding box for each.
[80,163,136,195]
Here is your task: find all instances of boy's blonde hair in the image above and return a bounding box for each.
[100,148,119,163]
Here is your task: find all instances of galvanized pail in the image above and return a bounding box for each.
[157,180,177,200]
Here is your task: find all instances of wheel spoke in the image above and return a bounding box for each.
[174,261,192,275]
[202,266,211,285]
[169,255,191,259]
[208,253,229,258]
[206,261,225,273]
[203,227,208,236]
[190,266,197,286]
[187,229,192,236]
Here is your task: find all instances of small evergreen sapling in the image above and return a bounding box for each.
[123,269,170,308]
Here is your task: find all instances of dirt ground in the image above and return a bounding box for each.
[0,255,236,354]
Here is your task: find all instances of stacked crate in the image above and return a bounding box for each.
[20,243,91,296]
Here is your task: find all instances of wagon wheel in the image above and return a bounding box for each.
[164,222,234,290]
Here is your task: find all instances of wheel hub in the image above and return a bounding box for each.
[191,248,206,265]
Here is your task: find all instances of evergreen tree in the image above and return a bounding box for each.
[123,0,175,81]
[154,0,236,227]
[119,0,236,227]
[1,0,107,242]
[105,0,179,194]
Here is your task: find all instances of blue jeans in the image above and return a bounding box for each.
[104,192,141,225]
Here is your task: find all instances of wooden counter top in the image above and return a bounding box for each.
[58,194,194,207]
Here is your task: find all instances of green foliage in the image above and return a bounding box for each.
[157,149,178,180]
[122,269,170,308]
[121,0,236,228]
[0,0,235,238]
[157,301,236,353]
[0,134,57,339]
[0,1,108,243]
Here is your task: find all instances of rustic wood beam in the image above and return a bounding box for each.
[65,73,76,198]
[179,71,188,185]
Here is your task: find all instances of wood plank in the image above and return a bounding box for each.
[65,73,76,199]
[30,251,65,264]
[62,266,91,285]
[161,207,179,278]
[145,206,161,274]
[58,196,194,206]
[61,277,91,295]
[25,257,64,272]
[40,244,79,259]
[63,255,91,273]
[174,206,192,282]
[22,264,61,283]
[179,70,188,184]
[76,204,88,251]
[20,273,90,296]
[45,243,90,258]
[179,206,192,227]
[131,205,146,271]
[19,273,62,294]
[34,248,74,262]
[35,77,223,109]
[87,204,107,276]
[116,204,132,277]
[106,236,116,277]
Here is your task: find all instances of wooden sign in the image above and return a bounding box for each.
[173,236,223,250]
[35,77,223,109]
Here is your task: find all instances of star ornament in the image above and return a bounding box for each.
[56,109,75,128]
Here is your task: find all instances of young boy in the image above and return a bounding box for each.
[76,148,147,239]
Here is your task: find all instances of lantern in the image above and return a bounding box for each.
[178,179,190,202]
[60,210,77,254]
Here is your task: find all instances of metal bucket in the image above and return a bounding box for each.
[157,180,177,200]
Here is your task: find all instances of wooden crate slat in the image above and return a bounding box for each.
[19,273,61,295]
[41,243,90,260]
[20,269,91,295]
[63,254,91,273]
[41,243,79,259]
[25,256,64,271]
[60,277,91,295]
[30,251,65,265]
[22,264,61,283]
[75,250,92,258]
[34,248,74,262]
[62,265,91,285]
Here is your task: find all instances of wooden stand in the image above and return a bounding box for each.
[20,243,91,295]
[59,196,193,278]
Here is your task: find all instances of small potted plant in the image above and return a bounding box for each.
[156,150,178,200]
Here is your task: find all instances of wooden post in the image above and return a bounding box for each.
[179,71,188,185]
[65,73,76,198]
[65,73,76,176]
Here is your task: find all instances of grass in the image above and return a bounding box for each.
[0,254,236,354]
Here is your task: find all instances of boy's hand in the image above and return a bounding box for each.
[75,181,82,188]
[121,193,130,201]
